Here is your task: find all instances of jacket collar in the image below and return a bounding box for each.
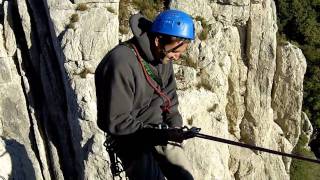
[129,13,157,63]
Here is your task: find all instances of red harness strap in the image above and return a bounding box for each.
[130,44,172,113]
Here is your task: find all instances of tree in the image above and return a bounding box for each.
[275,0,320,179]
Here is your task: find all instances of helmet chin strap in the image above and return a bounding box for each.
[159,41,185,62]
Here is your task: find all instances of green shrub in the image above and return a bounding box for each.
[207,104,218,112]
[119,0,131,34]
[67,23,76,30]
[177,54,197,68]
[67,14,79,29]
[107,7,116,14]
[76,3,89,11]
[132,0,163,20]
[70,14,79,23]
[195,16,210,41]
[187,117,193,125]
[275,0,320,132]
[119,0,163,34]
[119,26,130,34]
[198,31,208,41]
[290,135,320,180]
[275,3,320,177]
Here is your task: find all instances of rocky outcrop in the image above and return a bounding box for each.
[0,0,310,179]
[0,0,117,179]
[171,0,306,179]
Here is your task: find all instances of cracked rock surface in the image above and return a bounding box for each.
[0,0,309,179]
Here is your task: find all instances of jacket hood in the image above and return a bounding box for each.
[129,13,156,62]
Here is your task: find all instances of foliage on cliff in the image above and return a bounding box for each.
[119,0,164,34]
[290,135,320,179]
[275,0,320,129]
[275,0,320,178]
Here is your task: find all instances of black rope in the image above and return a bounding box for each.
[195,133,320,164]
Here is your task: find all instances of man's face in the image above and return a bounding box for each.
[154,37,189,64]
[161,41,189,64]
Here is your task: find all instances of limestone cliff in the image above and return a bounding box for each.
[0,0,311,179]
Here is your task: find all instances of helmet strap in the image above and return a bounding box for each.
[159,41,185,59]
[164,41,185,53]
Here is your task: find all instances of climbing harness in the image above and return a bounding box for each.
[104,135,127,180]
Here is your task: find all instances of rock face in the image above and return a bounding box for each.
[0,0,310,179]
[171,0,307,179]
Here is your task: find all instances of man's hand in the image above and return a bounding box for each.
[121,126,201,146]
[163,126,201,143]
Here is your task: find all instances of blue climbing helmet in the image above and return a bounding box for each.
[151,9,195,40]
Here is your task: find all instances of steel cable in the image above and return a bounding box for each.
[194,133,320,164]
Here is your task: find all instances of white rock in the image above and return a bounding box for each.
[0,0,311,179]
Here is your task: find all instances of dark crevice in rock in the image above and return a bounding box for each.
[11,0,84,179]
[235,21,250,140]
[226,77,238,137]
[14,51,46,179]
[244,19,252,68]
[10,1,53,179]
[217,0,232,5]
[163,0,172,9]
[0,3,4,26]
[237,24,249,66]
[240,111,258,149]
[270,46,279,124]
[240,18,252,145]
[310,130,320,159]
[234,166,241,180]
[10,2,48,180]
[216,0,248,6]
[27,0,83,178]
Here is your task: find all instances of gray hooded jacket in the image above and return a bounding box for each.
[95,13,183,136]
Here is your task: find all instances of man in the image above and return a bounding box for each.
[95,9,196,180]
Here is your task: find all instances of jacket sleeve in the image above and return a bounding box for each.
[96,49,143,135]
[163,64,183,127]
